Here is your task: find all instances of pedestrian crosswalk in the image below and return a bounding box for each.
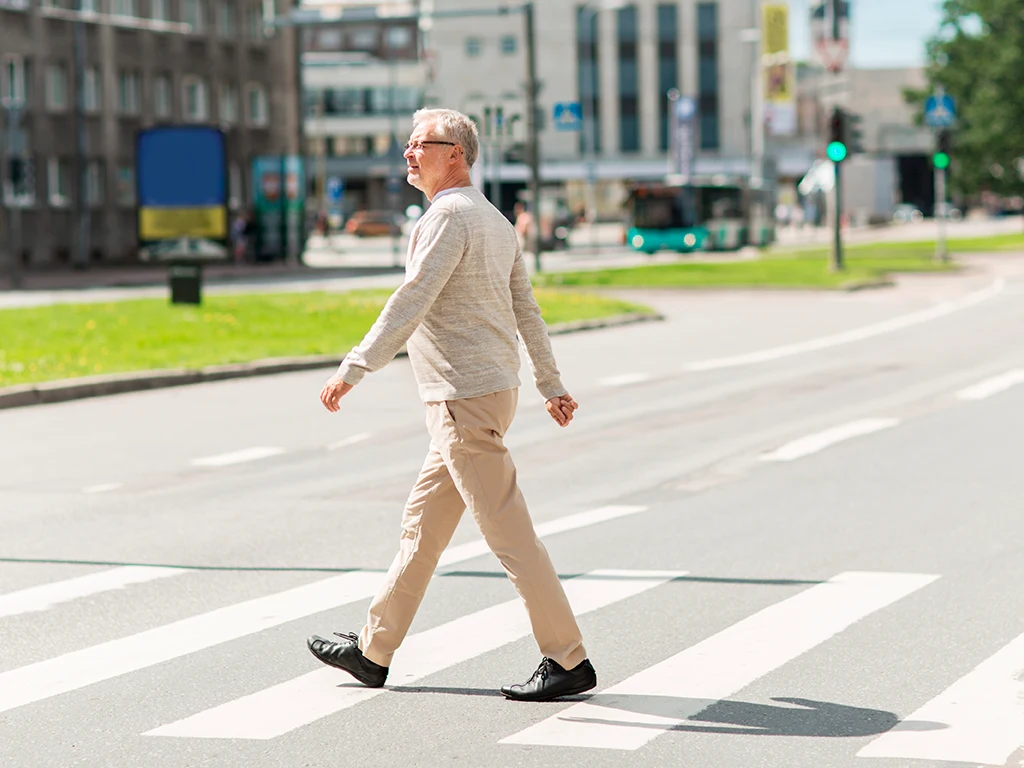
[2,529,1023,766]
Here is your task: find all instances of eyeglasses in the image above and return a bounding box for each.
[404,140,457,152]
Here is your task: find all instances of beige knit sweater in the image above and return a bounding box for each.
[336,186,567,403]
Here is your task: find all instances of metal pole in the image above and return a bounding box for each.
[580,4,598,253]
[831,158,844,271]
[3,105,25,290]
[524,1,542,271]
[936,164,948,262]
[387,30,400,268]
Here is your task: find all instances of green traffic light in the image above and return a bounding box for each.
[827,141,848,163]
[933,152,950,170]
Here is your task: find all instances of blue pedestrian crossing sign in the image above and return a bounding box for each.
[326,176,344,203]
[924,93,956,128]
[553,102,583,132]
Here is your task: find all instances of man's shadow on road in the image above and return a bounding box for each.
[387,689,945,738]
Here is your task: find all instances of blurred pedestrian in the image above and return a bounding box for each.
[309,107,596,702]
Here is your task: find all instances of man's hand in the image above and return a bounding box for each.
[320,374,354,413]
[545,394,579,428]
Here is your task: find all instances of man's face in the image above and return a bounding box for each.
[404,121,458,194]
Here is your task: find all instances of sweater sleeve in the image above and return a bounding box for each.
[509,241,567,400]
[336,209,466,386]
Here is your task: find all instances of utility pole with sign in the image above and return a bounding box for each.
[924,88,956,264]
[826,106,847,271]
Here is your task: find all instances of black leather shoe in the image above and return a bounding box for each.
[501,657,597,701]
[306,632,388,688]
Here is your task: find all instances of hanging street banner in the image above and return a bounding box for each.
[762,3,796,136]
[670,95,697,180]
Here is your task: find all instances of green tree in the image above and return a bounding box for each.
[910,0,1024,198]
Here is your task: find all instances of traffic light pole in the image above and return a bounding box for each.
[935,164,948,263]
[831,158,844,272]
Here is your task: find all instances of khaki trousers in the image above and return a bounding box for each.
[359,388,587,671]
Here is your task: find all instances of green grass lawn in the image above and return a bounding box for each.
[534,251,958,290]
[771,232,1024,259]
[0,288,654,388]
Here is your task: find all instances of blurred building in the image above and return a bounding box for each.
[0,0,299,270]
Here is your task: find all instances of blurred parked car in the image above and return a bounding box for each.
[345,210,403,237]
[892,204,924,224]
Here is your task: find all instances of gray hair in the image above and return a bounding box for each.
[413,108,480,168]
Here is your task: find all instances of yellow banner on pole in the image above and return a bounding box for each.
[762,3,796,136]
[762,3,789,56]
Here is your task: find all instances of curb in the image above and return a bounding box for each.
[0,313,663,411]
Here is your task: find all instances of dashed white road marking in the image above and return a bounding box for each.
[955,369,1024,401]
[190,447,286,467]
[858,629,1024,765]
[327,432,373,451]
[0,566,186,619]
[760,418,900,462]
[146,569,685,740]
[686,279,1006,372]
[82,483,123,494]
[501,571,939,751]
[598,373,652,387]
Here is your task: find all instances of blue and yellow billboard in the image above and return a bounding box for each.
[136,126,228,243]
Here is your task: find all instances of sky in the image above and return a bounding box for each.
[788,0,945,69]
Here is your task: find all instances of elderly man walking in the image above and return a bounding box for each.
[307,108,597,701]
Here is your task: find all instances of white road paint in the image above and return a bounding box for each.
[857,630,1024,766]
[82,483,123,494]
[501,571,939,751]
[759,418,900,462]
[190,447,286,467]
[686,279,1006,372]
[327,432,373,451]
[146,569,685,740]
[0,566,186,619]
[598,373,652,387]
[955,369,1024,402]
[0,504,647,715]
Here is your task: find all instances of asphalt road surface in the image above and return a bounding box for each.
[2,255,1024,768]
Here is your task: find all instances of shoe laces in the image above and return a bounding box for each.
[529,657,554,683]
[332,631,359,644]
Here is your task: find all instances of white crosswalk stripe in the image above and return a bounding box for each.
[857,629,1024,765]
[500,571,939,751]
[146,569,686,740]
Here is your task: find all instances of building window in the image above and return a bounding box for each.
[220,83,238,124]
[85,160,104,206]
[183,0,205,33]
[386,26,411,49]
[577,7,600,154]
[83,67,102,113]
[112,0,136,16]
[657,4,678,152]
[617,6,639,153]
[465,36,481,57]
[116,164,135,206]
[247,83,268,126]
[217,0,234,37]
[48,158,71,206]
[183,77,208,121]
[245,6,263,40]
[501,35,517,55]
[697,2,719,151]
[4,156,35,205]
[79,0,97,12]
[154,74,172,118]
[350,27,377,49]
[1,56,28,107]
[45,63,69,111]
[118,70,141,115]
[150,0,167,22]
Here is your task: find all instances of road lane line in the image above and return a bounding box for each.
[327,433,373,451]
[82,483,123,494]
[759,418,899,462]
[0,567,186,619]
[501,571,939,751]
[190,447,286,467]
[955,369,1024,401]
[146,569,686,740]
[686,279,1006,372]
[857,630,1024,765]
[0,504,647,715]
[598,373,652,387]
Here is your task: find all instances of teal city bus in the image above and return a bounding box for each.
[625,178,773,254]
